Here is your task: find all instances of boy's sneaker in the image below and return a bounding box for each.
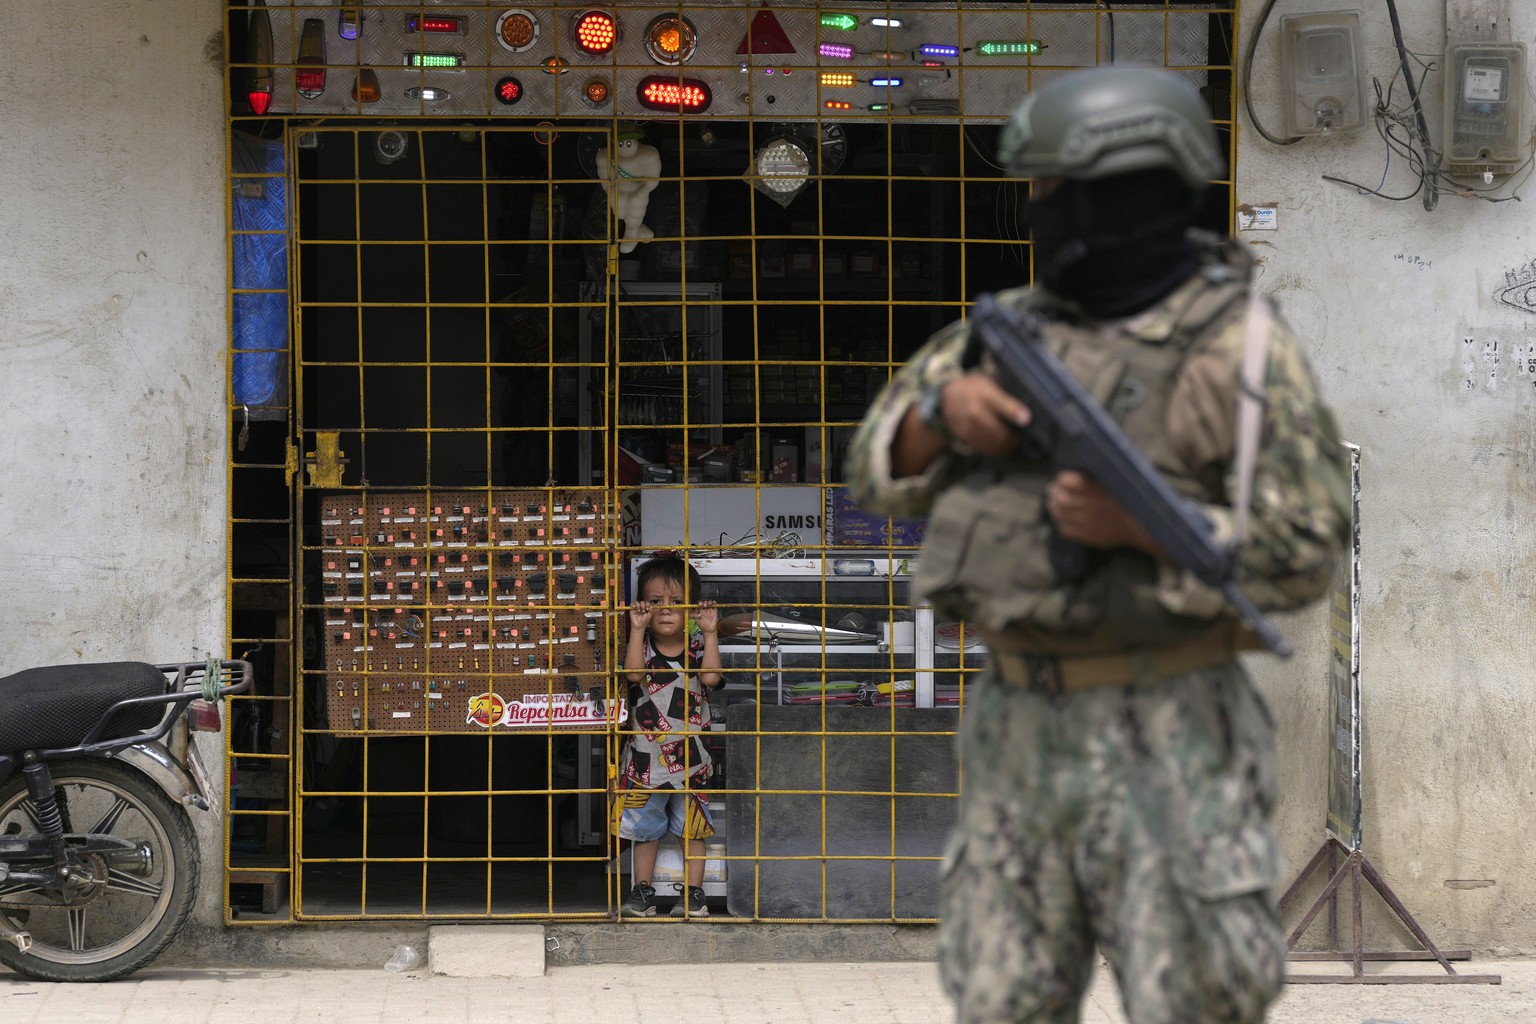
[621,882,657,918]
[670,884,709,918]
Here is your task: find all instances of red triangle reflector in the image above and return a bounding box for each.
[737,5,795,55]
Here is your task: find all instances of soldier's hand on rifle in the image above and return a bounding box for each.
[1045,471,1162,556]
[940,374,1033,455]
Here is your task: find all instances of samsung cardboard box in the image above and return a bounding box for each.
[639,485,824,550]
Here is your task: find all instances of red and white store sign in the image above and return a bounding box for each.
[466,691,626,729]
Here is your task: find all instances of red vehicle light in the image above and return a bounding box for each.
[572,10,617,56]
[637,75,711,112]
[496,76,524,105]
[295,18,326,99]
[187,699,223,733]
[407,15,462,33]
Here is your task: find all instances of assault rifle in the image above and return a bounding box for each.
[961,293,1292,657]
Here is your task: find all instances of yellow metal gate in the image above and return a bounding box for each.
[223,0,1241,925]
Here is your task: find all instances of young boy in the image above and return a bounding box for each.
[613,555,722,918]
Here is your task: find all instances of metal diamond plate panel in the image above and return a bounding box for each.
[247,2,1211,122]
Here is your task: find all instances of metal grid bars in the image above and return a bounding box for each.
[224,0,1240,924]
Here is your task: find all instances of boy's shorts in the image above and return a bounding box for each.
[611,786,715,842]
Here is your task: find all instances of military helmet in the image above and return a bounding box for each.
[998,67,1224,189]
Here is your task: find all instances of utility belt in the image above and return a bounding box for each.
[981,623,1263,694]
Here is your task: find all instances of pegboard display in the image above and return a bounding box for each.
[315,489,623,733]
[244,2,1211,122]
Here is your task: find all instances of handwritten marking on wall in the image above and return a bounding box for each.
[1395,253,1433,270]
[1498,258,1536,315]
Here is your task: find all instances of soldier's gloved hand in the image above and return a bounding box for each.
[940,374,1032,456]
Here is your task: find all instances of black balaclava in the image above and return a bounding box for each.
[1026,169,1205,320]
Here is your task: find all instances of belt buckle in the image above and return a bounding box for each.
[1023,655,1062,695]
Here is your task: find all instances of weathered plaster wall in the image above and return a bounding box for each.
[1242,0,1536,953]
[0,2,228,672]
[0,0,231,939]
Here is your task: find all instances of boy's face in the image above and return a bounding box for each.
[640,577,687,641]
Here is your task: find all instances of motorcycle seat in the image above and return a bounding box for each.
[0,662,168,754]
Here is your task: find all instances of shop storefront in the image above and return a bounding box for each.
[224,0,1238,924]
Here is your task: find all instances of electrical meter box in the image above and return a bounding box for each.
[1444,42,1527,176]
[1281,10,1369,135]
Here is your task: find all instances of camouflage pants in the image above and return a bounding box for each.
[938,662,1285,1024]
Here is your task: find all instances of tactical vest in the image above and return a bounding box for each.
[912,254,1251,657]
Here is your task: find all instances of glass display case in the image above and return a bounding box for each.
[649,552,948,707]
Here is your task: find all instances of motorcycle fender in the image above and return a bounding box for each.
[112,743,210,812]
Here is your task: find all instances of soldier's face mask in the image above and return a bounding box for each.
[1024,171,1204,318]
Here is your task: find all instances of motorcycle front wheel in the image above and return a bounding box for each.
[0,757,199,982]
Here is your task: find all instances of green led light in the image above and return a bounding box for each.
[403,51,465,68]
[819,13,858,32]
[975,40,1043,57]
[868,103,892,112]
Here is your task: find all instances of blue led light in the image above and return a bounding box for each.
[916,44,959,59]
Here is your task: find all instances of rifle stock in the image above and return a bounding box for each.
[963,293,1292,657]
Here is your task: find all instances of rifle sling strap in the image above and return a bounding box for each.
[1233,290,1272,543]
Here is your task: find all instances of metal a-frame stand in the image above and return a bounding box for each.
[1279,834,1501,985]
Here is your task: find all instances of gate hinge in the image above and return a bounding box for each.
[302,432,349,487]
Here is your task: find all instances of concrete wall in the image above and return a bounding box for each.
[1242,1,1536,953]
[0,0,230,929]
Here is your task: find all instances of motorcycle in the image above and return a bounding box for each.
[0,658,251,981]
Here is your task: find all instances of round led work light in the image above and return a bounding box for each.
[645,14,698,65]
[494,9,540,52]
[572,10,617,56]
[750,132,815,207]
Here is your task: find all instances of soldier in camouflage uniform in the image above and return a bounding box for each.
[846,68,1350,1024]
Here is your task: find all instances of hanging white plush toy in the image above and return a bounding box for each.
[595,123,661,254]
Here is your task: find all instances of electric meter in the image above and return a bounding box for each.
[1279,10,1368,135]
[1444,42,1527,177]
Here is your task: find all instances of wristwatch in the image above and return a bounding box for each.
[916,381,951,441]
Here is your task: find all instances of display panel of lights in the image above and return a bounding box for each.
[819,13,858,31]
[819,72,856,87]
[495,9,540,52]
[636,76,712,112]
[645,14,697,65]
[975,40,1043,56]
[818,43,854,60]
[915,44,960,60]
[572,10,617,56]
[406,15,462,34]
[403,51,465,69]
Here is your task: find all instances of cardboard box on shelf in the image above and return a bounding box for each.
[824,486,926,547]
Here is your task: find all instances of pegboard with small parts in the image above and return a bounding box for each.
[315,488,624,733]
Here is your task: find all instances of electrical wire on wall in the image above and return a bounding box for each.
[1247,0,1530,209]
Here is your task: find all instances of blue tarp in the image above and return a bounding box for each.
[231,132,288,412]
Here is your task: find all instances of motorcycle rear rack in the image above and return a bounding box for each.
[11,660,252,762]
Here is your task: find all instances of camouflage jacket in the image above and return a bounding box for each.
[845,234,1350,648]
